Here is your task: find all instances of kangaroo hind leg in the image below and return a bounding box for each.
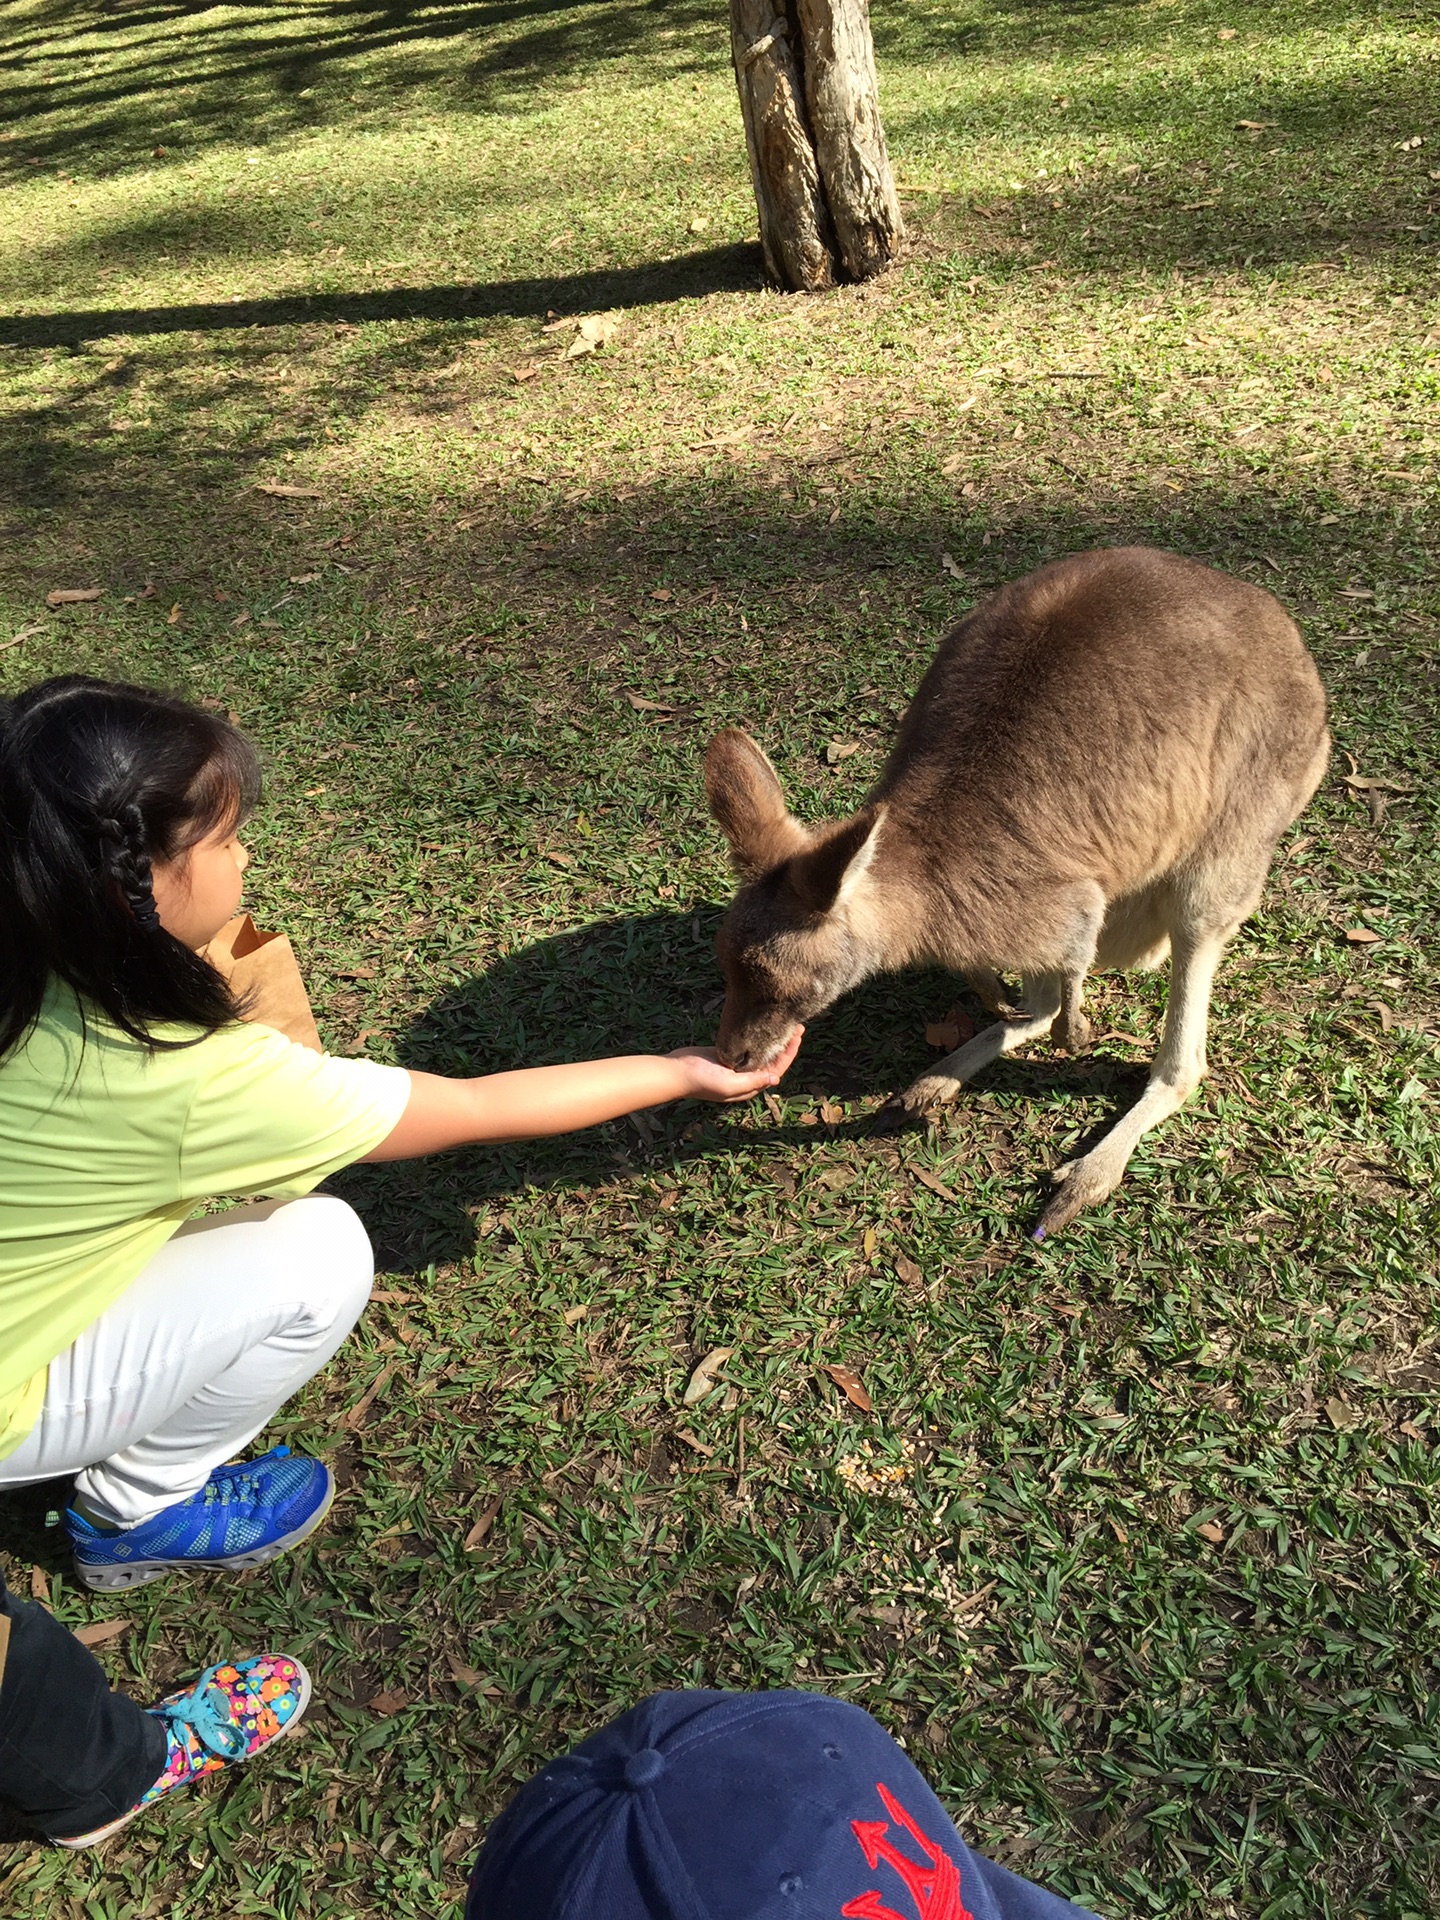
[1034,923,1227,1238]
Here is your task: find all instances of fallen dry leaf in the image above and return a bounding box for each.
[911,1165,962,1204]
[1344,927,1383,945]
[762,1091,783,1123]
[651,588,673,602]
[924,1004,976,1051]
[688,426,753,451]
[822,1363,874,1413]
[344,1361,397,1430]
[443,1821,482,1863]
[1109,1518,1129,1544]
[825,740,860,764]
[683,1346,734,1407]
[626,691,676,713]
[940,552,966,581]
[463,1493,504,1551]
[562,1303,589,1326]
[367,1687,412,1717]
[1195,1520,1226,1545]
[862,1225,878,1258]
[1,622,46,653]
[1326,1396,1361,1431]
[73,1616,134,1649]
[447,1655,485,1689]
[1217,25,1237,38]
[30,1566,50,1604]
[895,1253,923,1289]
[819,1099,844,1124]
[1343,774,1413,793]
[1235,119,1273,132]
[46,586,102,608]
[166,602,183,626]
[511,365,540,383]
[675,1428,715,1457]
[1399,1419,1427,1442]
[255,481,324,498]
[566,311,621,359]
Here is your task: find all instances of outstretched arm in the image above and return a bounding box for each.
[360,1029,802,1161]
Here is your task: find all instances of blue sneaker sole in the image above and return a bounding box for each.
[72,1471,336,1592]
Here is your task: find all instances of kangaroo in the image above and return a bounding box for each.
[703,546,1330,1236]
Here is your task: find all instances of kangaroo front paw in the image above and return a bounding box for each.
[899,1072,964,1115]
[1031,1151,1123,1239]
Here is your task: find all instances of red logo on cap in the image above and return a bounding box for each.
[840,1782,973,1920]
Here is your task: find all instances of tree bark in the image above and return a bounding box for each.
[729,1,836,292]
[729,0,903,292]
[794,0,903,282]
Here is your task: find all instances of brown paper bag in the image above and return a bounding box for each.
[203,913,324,1053]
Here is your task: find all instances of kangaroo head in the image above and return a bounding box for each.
[703,728,885,1069]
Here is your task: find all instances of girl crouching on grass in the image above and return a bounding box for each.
[0,676,798,1596]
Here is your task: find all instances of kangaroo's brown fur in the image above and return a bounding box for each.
[703,546,1330,1235]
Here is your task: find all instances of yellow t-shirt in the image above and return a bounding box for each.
[0,984,412,1460]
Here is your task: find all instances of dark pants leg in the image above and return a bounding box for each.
[0,1574,166,1840]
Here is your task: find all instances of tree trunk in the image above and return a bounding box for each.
[729,0,903,292]
[794,0,903,281]
[729,1,837,292]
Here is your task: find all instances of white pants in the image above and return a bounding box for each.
[0,1196,374,1529]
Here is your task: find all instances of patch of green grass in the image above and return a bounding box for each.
[2,2,1439,1917]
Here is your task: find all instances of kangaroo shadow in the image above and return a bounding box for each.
[329,906,1152,1268]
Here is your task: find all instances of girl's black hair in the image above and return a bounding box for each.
[0,675,262,1058]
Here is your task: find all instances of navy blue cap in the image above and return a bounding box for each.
[466,1689,1097,1920]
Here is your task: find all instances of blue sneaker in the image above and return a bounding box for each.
[66,1447,335,1592]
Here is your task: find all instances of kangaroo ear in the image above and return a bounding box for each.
[704,729,808,879]
[786,806,885,916]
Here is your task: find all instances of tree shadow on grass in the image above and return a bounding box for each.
[331,906,1150,1270]
[3,0,723,168]
[4,0,1433,299]
[0,244,765,351]
[7,0,1404,172]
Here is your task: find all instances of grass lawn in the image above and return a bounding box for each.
[2,0,1439,1913]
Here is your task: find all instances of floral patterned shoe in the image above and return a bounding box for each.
[54,1653,311,1849]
